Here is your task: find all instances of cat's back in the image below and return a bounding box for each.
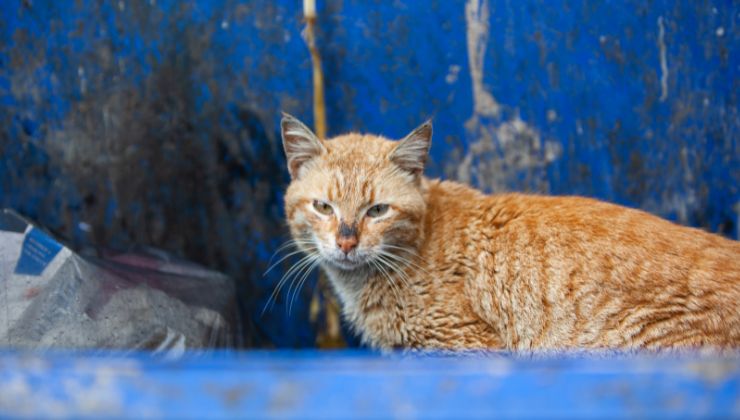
[426,180,739,276]
[477,192,740,277]
[425,180,740,349]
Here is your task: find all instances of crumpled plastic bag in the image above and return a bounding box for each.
[0,209,238,354]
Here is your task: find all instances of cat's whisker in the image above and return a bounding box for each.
[262,251,319,316]
[277,249,319,286]
[273,253,320,316]
[379,250,424,272]
[383,255,418,295]
[264,246,313,275]
[379,243,419,254]
[286,254,322,313]
[370,258,396,291]
[377,249,429,278]
[288,257,322,316]
[375,254,413,297]
[268,238,310,258]
[372,257,411,322]
[376,254,413,291]
[264,238,315,273]
[379,245,423,261]
[370,258,407,321]
[273,238,303,252]
[280,252,320,298]
[379,244,425,260]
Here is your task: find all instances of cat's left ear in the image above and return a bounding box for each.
[281,112,327,179]
[390,120,432,176]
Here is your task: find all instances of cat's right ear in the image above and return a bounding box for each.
[281,112,326,179]
[390,120,432,177]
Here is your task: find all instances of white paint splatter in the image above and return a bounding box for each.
[456,114,560,192]
[544,139,562,163]
[657,16,669,102]
[445,65,461,84]
[715,27,725,37]
[456,0,560,192]
[465,0,500,118]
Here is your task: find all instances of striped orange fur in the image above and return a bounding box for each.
[280,114,740,351]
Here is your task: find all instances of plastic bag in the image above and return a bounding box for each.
[0,209,238,354]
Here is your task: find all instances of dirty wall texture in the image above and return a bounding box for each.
[1,0,738,347]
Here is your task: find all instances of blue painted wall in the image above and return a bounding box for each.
[1,0,737,347]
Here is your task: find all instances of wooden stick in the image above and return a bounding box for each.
[303,15,327,140]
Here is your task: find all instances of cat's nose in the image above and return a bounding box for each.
[337,236,358,254]
[337,221,359,254]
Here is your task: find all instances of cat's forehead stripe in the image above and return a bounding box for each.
[327,182,334,201]
[360,179,372,201]
[335,170,345,189]
[329,175,340,201]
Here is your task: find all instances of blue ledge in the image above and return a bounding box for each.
[0,350,738,418]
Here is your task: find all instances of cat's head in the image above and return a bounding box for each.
[281,113,431,272]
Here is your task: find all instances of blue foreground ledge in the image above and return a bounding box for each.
[0,350,738,418]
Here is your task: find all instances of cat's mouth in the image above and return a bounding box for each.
[325,252,367,271]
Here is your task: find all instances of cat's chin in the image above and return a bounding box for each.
[324,257,366,272]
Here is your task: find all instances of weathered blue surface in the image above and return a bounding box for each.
[0,351,738,418]
[1,0,738,347]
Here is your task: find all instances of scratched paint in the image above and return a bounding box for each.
[465,0,501,119]
[657,16,669,102]
[0,0,738,347]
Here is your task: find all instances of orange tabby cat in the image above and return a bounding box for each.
[280,113,740,350]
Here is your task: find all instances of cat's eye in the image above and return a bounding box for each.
[313,200,334,215]
[366,204,389,218]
